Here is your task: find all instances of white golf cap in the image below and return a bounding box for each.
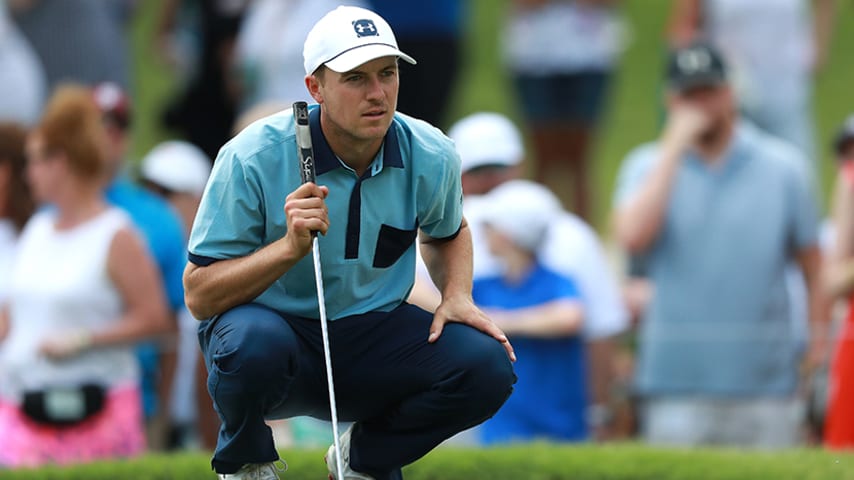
[479,179,562,252]
[303,5,416,75]
[448,112,523,174]
[140,141,212,196]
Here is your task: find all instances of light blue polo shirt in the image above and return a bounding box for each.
[614,121,819,396]
[188,105,463,320]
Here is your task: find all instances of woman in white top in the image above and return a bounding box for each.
[502,0,625,221]
[0,85,171,468]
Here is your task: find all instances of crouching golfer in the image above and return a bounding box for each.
[183,6,516,480]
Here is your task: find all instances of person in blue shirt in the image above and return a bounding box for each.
[472,179,588,444]
[184,6,516,480]
[612,42,822,448]
[93,82,186,447]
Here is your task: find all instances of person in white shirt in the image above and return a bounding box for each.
[0,123,33,372]
[0,86,171,468]
[502,0,626,220]
[0,123,33,304]
[411,112,630,439]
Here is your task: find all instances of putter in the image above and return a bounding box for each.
[293,101,345,480]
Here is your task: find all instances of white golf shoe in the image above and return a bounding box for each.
[325,426,375,480]
[217,461,287,479]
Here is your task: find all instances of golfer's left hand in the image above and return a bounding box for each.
[428,294,516,362]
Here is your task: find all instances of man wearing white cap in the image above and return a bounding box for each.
[140,140,217,451]
[183,6,516,480]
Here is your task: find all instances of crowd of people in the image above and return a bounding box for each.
[0,0,852,477]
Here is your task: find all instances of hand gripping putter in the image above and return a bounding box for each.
[293,101,345,480]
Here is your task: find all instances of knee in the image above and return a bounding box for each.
[209,305,299,387]
[442,325,516,412]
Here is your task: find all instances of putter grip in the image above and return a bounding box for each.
[293,101,316,185]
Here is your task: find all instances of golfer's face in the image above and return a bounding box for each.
[318,56,399,143]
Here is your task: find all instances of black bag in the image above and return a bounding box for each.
[21,384,106,427]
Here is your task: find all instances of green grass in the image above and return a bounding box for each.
[129,1,854,230]
[1,444,853,479]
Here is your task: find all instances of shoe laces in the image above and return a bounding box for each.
[264,460,288,477]
[246,461,288,479]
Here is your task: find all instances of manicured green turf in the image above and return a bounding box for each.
[1,444,852,479]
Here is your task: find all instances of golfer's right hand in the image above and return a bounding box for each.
[284,182,330,258]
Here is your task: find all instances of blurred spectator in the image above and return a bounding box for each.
[667,0,835,159]
[502,0,625,220]
[234,0,367,111]
[473,179,588,444]
[612,42,823,448]
[139,140,215,451]
[92,82,186,450]
[0,123,33,334]
[10,0,136,90]
[411,112,629,440]
[823,115,854,449]
[231,100,289,136]
[0,2,45,125]
[140,140,210,231]
[0,85,170,468]
[370,0,465,127]
[0,122,32,408]
[158,0,250,160]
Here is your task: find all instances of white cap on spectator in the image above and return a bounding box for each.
[140,141,211,196]
[303,6,416,75]
[449,112,524,174]
[479,179,562,252]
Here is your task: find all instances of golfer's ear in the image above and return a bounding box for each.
[305,73,324,104]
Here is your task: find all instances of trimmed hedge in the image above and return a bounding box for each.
[1,444,853,479]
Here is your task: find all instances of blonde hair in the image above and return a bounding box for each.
[36,84,107,178]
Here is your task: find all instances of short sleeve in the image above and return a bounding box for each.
[417,147,463,240]
[188,146,266,265]
[613,144,658,209]
[785,153,820,250]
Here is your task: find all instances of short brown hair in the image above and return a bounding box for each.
[36,84,107,178]
[0,123,34,231]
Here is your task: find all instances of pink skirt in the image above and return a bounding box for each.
[0,384,146,468]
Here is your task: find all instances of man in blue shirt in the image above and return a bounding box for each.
[612,42,823,448]
[184,6,516,480]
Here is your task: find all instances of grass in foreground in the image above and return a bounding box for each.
[1,444,853,480]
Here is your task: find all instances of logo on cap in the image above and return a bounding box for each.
[353,19,378,37]
[677,48,712,73]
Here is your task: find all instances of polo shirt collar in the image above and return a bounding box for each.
[309,107,404,176]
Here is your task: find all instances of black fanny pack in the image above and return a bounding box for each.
[21,384,106,427]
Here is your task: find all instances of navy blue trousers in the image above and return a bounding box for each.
[198,302,516,479]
